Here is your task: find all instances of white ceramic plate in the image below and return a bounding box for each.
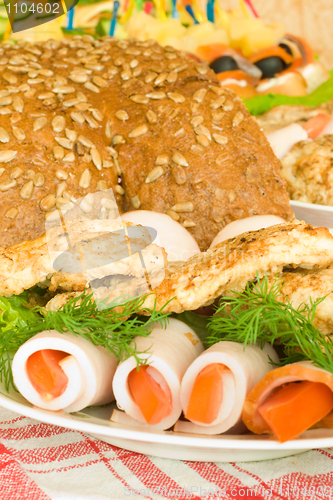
[2,200,332,463]
[290,200,333,232]
[1,380,333,463]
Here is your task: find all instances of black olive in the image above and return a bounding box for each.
[209,55,238,74]
[279,42,293,56]
[254,56,285,79]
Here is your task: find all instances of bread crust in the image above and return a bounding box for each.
[0,36,292,250]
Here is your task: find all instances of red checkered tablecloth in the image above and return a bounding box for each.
[1,406,333,500]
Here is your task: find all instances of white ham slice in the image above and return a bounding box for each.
[174,341,278,435]
[12,330,118,412]
[112,318,204,430]
[266,123,309,160]
[243,360,333,435]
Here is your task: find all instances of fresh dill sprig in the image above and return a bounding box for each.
[0,291,172,391]
[206,274,333,374]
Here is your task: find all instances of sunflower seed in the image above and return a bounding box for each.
[56,181,67,198]
[39,68,54,77]
[0,168,4,177]
[172,166,186,185]
[63,152,75,162]
[56,197,72,210]
[91,108,103,121]
[53,146,65,160]
[145,72,158,84]
[65,128,77,141]
[195,125,211,141]
[56,170,68,181]
[154,73,167,86]
[223,100,234,112]
[79,169,92,188]
[132,67,142,77]
[34,173,45,186]
[70,111,85,124]
[55,137,73,149]
[20,180,34,199]
[195,64,208,75]
[172,152,188,167]
[155,154,169,166]
[27,78,44,85]
[191,116,204,128]
[84,81,100,93]
[196,134,209,147]
[92,75,108,88]
[52,116,65,133]
[3,72,17,85]
[0,127,9,143]
[146,110,157,124]
[182,219,196,228]
[174,128,185,138]
[77,91,88,102]
[166,209,179,221]
[233,111,244,127]
[74,102,90,112]
[90,147,102,170]
[52,86,75,94]
[10,167,23,179]
[40,194,56,211]
[129,124,148,138]
[172,202,193,213]
[83,113,99,129]
[115,110,129,121]
[193,89,207,103]
[0,108,11,116]
[115,184,125,195]
[38,92,54,101]
[0,179,16,191]
[212,110,225,122]
[210,96,226,110]
[69,73,88,84]
[96,180,108,191]
[25,169,36,179]
[0,150,17,163]
[167,71,177,83]
[167,92,185,103]
[216,151,232,166]
[33,117,47,132]
[213,133,228,145]
[63,99,80,108]
[0,96,12,106]
[130,94,149,105]
[145,166,164,184]
[131,195,140,209]
[210,85,224,96]
[5,207,18,219]
[78,135,94,148]
[146,91,166,100]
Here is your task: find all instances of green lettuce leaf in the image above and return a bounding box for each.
[244,70,333,116]
[0,292,40,333]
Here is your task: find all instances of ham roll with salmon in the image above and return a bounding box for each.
[111,318,204,430]
[242,361,333,442]
[174,341,278,435]
[12,330,118,412]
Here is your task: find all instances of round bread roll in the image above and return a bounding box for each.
[0,36,292,250]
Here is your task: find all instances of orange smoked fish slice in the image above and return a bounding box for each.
[258,381,333,442]
[128,366,172,425]
[26,349,69,400]
[185,363,224,424]
[242,362,333,441]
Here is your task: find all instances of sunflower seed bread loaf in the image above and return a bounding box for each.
[0,35,293,250]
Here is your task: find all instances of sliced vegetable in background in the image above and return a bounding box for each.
[244,70,333,115]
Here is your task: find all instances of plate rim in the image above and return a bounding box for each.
[1,388,333,452]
